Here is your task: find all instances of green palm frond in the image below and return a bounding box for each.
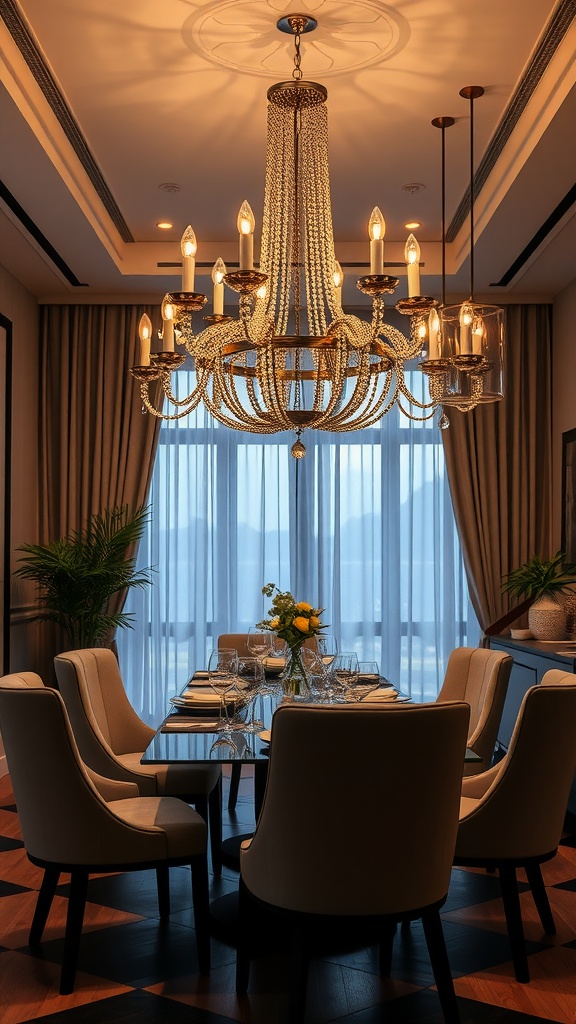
[501,551,576,600]
[14,504,154,648]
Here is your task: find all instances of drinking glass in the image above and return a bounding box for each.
[246,628,273,660]
[235,656,265,733]
[302,647,330,702]
[346,659,381,701]
[208,649,238,756]
[330,652,360,702]
[317,633,338,667]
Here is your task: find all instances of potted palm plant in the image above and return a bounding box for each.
[14,504,153,648]
[501,552,576,641]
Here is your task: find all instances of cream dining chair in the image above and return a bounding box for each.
[454,669,576,982]
[0,672,210,994]
[436,647,512,775]
[236,700,470,1024]
[53,648,223,874]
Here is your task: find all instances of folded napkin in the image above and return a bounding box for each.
[363,688,399,702]
[162,717,219,732]
[193,670,210,678]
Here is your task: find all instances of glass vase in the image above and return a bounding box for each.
[281,642,312,701]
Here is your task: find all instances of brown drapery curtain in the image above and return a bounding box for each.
[442,304,553,633]
[37,304,162,676]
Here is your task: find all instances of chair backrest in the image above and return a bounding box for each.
[457,669,576,860]
[437,647,512,765]
[241,701,470,916]
[0,675,164,865]
[54,649,154,761]
[218,634,318,658]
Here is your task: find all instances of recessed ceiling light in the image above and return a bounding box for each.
[405,221,421,230]
[156,221,173,230]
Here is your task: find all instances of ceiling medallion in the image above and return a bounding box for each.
[182,0,409,76]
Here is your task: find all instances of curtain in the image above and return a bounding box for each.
[442,304,552,632]
[37,304,162,677]
[119,365,479,726]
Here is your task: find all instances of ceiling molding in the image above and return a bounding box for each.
[446,0,576,243]
[0,177,87,285]
[0,0,134,244]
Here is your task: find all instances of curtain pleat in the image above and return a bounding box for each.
[442,304,552,632]
[37,304,162,676]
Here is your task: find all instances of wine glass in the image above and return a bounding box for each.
[346,659,381,701]
[302,647,330,702]
[246,628,273,661]
[235,656,265,733]
[330,652,360,702]
[317,633,338,667]
[208,649,238,756]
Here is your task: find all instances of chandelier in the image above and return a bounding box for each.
[131,16,504,457]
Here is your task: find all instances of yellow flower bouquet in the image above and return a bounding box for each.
[257,583,326,697]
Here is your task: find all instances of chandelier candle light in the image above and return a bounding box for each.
[131,17,504,453]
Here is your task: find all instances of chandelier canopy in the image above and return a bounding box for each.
[131,15,504,456]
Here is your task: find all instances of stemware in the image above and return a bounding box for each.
[208,649,239,756]
[344,659,381,701]
[317,633,338,667]
[235,656,265,733]
[330,652,361,702]
[246,628,274,661]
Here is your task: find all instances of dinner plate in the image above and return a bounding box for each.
[170,691,243,715]
[257,729,271,743]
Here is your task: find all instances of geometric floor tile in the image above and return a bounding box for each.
[453,945,576,1023]
[1,764,575,1024]
[0,950,133,1024]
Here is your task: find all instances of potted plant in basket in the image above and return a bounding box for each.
[14,504,153,648]
[501,552,576,641]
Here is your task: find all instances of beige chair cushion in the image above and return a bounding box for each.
[111,796,207,859]
[437,647,512,775]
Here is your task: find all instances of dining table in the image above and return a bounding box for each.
[141,673,483,825]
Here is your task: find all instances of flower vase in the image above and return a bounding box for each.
[528,594,567,641]
[281,642,311,701]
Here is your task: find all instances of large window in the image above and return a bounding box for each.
[119,370,478,724]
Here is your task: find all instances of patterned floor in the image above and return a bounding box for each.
[1,767,576,1024]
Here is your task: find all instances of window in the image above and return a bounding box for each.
[119,369,478,724]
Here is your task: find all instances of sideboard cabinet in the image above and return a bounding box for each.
[488,635,576,814]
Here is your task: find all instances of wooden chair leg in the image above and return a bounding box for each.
[191,855,211,975]
[29,865,60,945]
[422,907,461,1024]
[156,864,170,917]
[208,777,223,877]
[228,763,242,811]
[60,869,88,995]
[499,864,530,983]
[526,861,556,934]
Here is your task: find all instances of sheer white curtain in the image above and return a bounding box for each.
[119,368,478,725]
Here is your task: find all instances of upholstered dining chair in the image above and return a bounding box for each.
[236,700,470,1024]
[436,647,512,775]
[454,669,576,983]
[53,648,222,874]
[0,672,210,994]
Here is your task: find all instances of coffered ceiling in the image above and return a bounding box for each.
[0,0,574,307]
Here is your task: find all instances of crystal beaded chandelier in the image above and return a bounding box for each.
[131,16,503,456]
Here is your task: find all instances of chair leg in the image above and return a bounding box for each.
[228,763,242,811]
[235,879,252,994]
[208,777,223,878]
[29,865,60,945]
[60,869,89,995]
[499,864,530,983]
[190,855,211,975]
[156,864,170,917]
[422,908,461,1024]
[526,861,556,935]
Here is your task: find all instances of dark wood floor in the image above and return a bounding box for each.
[1,767,576,1024]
